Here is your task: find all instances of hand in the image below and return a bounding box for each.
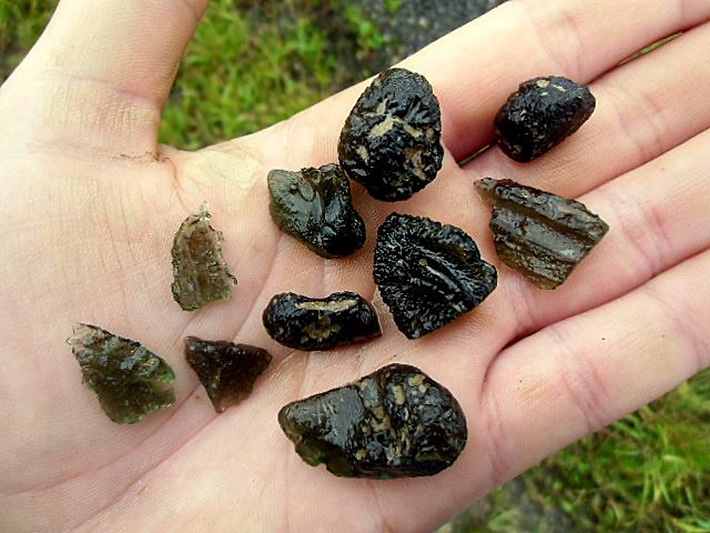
[2,0,709,530]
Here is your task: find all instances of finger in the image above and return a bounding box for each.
[12,0,207,106]
[478,248,710,491]
[1,0,207,153]
[504,128,710,338]
[255,0,710,166]
[465,20,710,199]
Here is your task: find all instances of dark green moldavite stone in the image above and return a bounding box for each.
[476,178,609,289]
[495,76,596,162]
[374,213,497,339]
[68,324,176,424]
[171,204,237,311]
[279,363,467,478]
[338,68,444,202]
[263,291,381,351]
[268,164,366,258]
[185,337,272,413]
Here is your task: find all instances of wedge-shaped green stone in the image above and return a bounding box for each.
[279,363,467,478]
[171,204,237,311]
[476,178,609,289]
[68,324,176,424]
[185,336,272,413]
[268,164,366,258]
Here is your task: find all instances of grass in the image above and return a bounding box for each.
[160,0,340,149]
[2,1,709,531]
[478,372,710,532]
[344,5,388,55]
[0,0,55,79]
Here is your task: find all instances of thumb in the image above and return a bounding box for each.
[2,0,207,154]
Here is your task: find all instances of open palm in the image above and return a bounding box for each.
[2,0,710,531]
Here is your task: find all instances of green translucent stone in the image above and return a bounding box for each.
[476,178,609,289]
[268,164,366,258]
[171,204,237,311]
[68,324,176,424]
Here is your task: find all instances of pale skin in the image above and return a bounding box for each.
[1,0,710,530]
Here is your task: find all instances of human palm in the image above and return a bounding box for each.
[2,0,710,531]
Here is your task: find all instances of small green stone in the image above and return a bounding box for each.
[68,324,176,424]
[185,336,272,413]
[476,178,609,289]
[171,204,237,311]
[268,164,366,258]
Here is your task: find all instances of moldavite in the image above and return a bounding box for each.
[185,337,272,413]
[279,363,467,478]
[495,76,596,162]
[476,178,609,289]
[374,213,497,339]
[68,324,176,424]
[338,68,444,201]
[171,203,237,311]
[263,292,381,351]
[268,164,366,258]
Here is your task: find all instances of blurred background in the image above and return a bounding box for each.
[1,1,709,531]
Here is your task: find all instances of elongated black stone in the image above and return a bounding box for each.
[68,324,176,424]
[263,292,381,351]
[268,164,366,258]
[171,204,237,311]
[495,76,596,162]
[374,213,497,339]
[476,177,609,289]
[185,337,272,413]
[338,68,444,201]
[279,363,468,478]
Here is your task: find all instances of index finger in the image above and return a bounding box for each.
[258,0,710,166]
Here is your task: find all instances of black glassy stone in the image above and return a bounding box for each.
[184,337,272,413]
[278,363,468,478]
[476,178,609,289]
[268,164,366,258]
[171,203,237,311]
[68,324,176,424]
[374,213,497,339]
[263,292,381,351]
[495,76,596,162]
[279,364,467,479]
[338,68,444,202]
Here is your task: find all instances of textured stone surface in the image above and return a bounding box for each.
[68,324,176,424]
[374,213,497,338]
[339,68,444,201]
[495,76,596,162]
[263,292,381,351]
[185,337,272,413]
[279,363,467,478]
[476,178,609,289]
[268,164,366,258]
[171,204,237,311]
